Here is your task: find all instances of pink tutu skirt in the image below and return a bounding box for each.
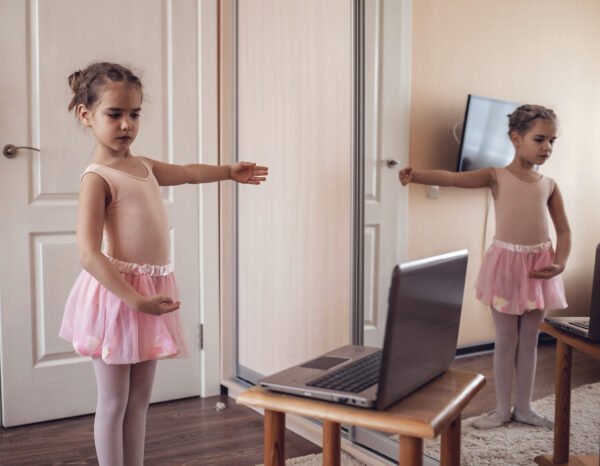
[476,239,567,315]
[59,256,189,364]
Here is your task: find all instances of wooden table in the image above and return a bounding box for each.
[237,369,485,466]
[534,322,600,466]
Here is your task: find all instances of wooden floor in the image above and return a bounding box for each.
[1,343,599,465]
[0,393,321,466]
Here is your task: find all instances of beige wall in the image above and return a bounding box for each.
[409,0,600,345]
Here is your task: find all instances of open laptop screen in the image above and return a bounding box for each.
[376,250,468,410]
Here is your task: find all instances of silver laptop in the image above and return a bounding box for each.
[545,244,600,343]
[259,250,468,410]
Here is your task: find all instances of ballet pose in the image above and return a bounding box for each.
[399,104,570,429]
[59,62,268,464]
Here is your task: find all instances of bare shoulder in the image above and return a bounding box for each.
[545,173,558,187]
[137,155,156,168]
[452,167,496,189]
[80,171,111,207]
[141,156,190,186]
[473,166,497,184]
[548,177,562,197]
[487,166,499,180]
[138,155,181,171]
[81,170,109,191]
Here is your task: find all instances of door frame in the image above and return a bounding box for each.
[197,0,221,397]
[353,0,366,346]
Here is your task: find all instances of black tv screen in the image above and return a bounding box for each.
[456,95,519,172]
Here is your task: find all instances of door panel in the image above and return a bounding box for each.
[363,0,409,347]
[0,0,201,427]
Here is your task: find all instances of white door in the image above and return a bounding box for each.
[362,0,410,347]
[0,0,202,427]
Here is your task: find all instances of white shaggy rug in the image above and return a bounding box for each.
[258,382,600,466]
[422,382,600,466]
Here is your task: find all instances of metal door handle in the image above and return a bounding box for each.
[3,144,40,158]
[384,159,399,168]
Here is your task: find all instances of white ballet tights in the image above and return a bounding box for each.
[491,308,545,418]
[92,359,158,466]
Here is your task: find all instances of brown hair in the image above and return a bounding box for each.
[507,104,557,136]
[67,62,142,112]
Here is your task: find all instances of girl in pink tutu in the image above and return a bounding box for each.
[399,104,570,429]
[59,62,268,465]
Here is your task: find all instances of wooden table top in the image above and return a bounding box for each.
[237,369,485,439]
[540,322,600,360]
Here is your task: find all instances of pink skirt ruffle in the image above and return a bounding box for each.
[59,257,189,364]
[476,239,567,315]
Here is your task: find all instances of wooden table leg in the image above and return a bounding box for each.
[554,340,572,464]
[440,414,461,466]
[399,435,423,466]
[323,421,341,466]
[264,409,285,466]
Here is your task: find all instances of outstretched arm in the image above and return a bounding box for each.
[148,158,269,186]
[77,174,180,316]
[399,166,496,189]
[529,184,571,279]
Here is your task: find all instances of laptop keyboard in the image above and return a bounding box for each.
[571,321,589,330]
[307,351,382,393]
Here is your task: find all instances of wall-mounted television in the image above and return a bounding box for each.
[456,94,519,172]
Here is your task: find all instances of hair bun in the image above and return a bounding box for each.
[67,62,142,113]
[68,70,83,91]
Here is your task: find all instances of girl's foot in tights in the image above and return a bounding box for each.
[471,410,511,429]
[512,409,554,428]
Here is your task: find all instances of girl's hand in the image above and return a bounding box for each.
[231,162,269,185]
[528,263,564,279]
[398,167,413,186]
[136,295,181,315]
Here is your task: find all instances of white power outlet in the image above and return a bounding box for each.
[426,185,441,199]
